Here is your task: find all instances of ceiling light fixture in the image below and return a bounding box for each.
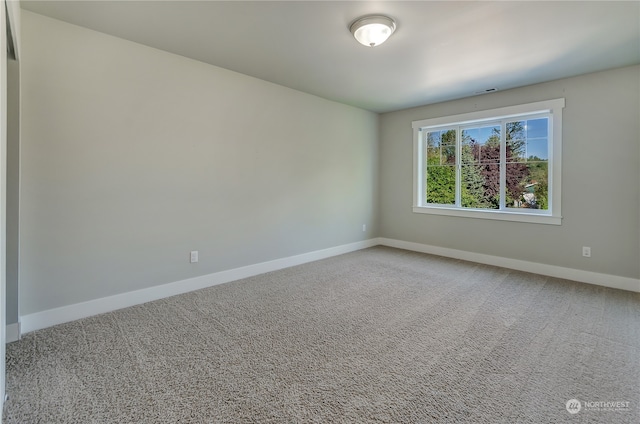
[350,15,396,47]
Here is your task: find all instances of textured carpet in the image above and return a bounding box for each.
[4,246,640,423]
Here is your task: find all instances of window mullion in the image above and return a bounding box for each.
[419,129,425,207]
[455,127,461,207]
[499,120,506,210]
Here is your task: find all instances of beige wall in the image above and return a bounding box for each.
[379,65,640,279]
[19,10,640,320]
[20,11,379,315]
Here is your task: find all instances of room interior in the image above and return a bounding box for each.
[0,1,639,422]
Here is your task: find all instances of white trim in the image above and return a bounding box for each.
[412,206,562,225]
[20,239,378,334]
[5,322,19,343]
[550,100,563,219]
[1,0,7,410]
[377,238,640,293]
[412,98,566,129]
[413,125,421,211]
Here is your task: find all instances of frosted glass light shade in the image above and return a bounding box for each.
[350,15,396,47]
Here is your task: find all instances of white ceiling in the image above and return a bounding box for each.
[21,1,640,113]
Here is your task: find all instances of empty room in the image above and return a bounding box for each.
[0,1,638,423]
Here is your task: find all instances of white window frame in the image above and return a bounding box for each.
[412,99,564,225]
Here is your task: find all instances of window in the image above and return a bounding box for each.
[413,99,564,225]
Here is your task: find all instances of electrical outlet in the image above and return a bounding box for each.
[582,246,591,258]
[190,250,198,263]
[362,224,366,232]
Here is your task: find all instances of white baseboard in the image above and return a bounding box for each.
[20,239,378,334]
[377,238,640,293]
[19,236,639,335]
[6,322,20,343]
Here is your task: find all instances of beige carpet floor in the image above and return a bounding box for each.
[4,246,640,423]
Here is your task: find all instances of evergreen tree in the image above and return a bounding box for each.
[460,136,488,208]
[505,122,530,207]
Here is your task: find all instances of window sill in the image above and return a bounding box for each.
[412,206,562,225]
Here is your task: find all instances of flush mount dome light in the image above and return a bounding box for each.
[350,15,396,47]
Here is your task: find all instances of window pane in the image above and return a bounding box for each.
[507,118,549,162]
[460,125,500,209]
[427,130,456,165]
[427,166,456,205]
[527,118,548,139]
[462,163,499,209]
[462,125,500,164]
[506,118,549,210]
[506,161,548,210]
[527,140,548,161]
[426,129,456,205]
[506,121,526,162]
